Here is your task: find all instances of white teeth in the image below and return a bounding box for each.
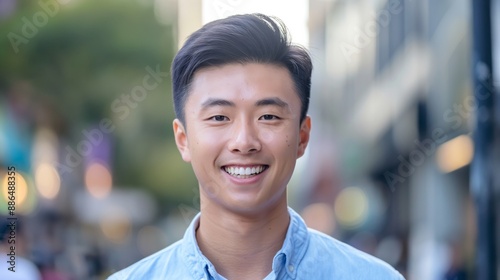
[224,165,266,177]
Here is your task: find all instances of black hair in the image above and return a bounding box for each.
[171,13,312,125]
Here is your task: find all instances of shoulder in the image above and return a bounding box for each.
[302,229,405,279]
[107,240,186,280]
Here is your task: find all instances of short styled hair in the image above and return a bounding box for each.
[171,13,312,125]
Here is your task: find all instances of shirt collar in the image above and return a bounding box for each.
[181,207,310,280]
[181,214,215,279]
[272,207,309,279]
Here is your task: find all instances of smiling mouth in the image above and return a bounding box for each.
[223,165,269,178]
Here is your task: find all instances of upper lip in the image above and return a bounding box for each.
[221,163,268,167]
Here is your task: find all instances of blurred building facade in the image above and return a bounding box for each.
[307,0,499,279]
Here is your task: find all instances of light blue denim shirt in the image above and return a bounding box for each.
[108,208,405,280]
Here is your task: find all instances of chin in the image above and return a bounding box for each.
[222,197,285,216]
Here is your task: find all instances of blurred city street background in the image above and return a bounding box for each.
[0,0,499,279]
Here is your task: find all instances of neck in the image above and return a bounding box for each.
[196,198,289,280]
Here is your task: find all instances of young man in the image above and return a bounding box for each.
[109,14,404,280]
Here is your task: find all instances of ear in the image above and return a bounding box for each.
[297,116,311,159]
[173,119,191,162]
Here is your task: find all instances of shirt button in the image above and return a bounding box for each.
[288,265,294,272]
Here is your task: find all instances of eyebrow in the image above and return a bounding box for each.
[201,98,235,109]
[255,97,289,109]
[200,97,289,110]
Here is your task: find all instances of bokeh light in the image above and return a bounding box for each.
[436,134,474,173]
[35,163,61,199]
[334,186,369,229]
[2,171,28,206]
[32,128,59,165]
[85,162,112,199]
[1,171,36,214]
[100,207,131,244]
[301,203,336,235]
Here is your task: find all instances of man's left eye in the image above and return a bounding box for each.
[259,114,279,120]
[210,115,228,121]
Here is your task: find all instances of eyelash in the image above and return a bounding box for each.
[207,114,280,122]
[259,114,280,121]
[209,115,229,121]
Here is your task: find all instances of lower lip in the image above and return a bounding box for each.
[222,167,268,185]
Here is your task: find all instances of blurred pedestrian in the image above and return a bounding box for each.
[0,217,42,280]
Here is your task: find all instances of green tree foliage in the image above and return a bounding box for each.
[0,0,197,211]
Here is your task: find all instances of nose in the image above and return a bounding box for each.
[227,120,261,154]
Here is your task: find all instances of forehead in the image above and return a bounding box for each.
[187,63,298,105]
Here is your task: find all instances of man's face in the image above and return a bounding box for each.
[173,63,311,215]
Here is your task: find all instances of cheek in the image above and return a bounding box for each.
[189,129,221,151]
[259,125,293,142]
[259,129,275,143]
[259,128,299,151]
[188,130,226,178]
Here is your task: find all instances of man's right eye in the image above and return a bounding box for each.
[209,115,228,121]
